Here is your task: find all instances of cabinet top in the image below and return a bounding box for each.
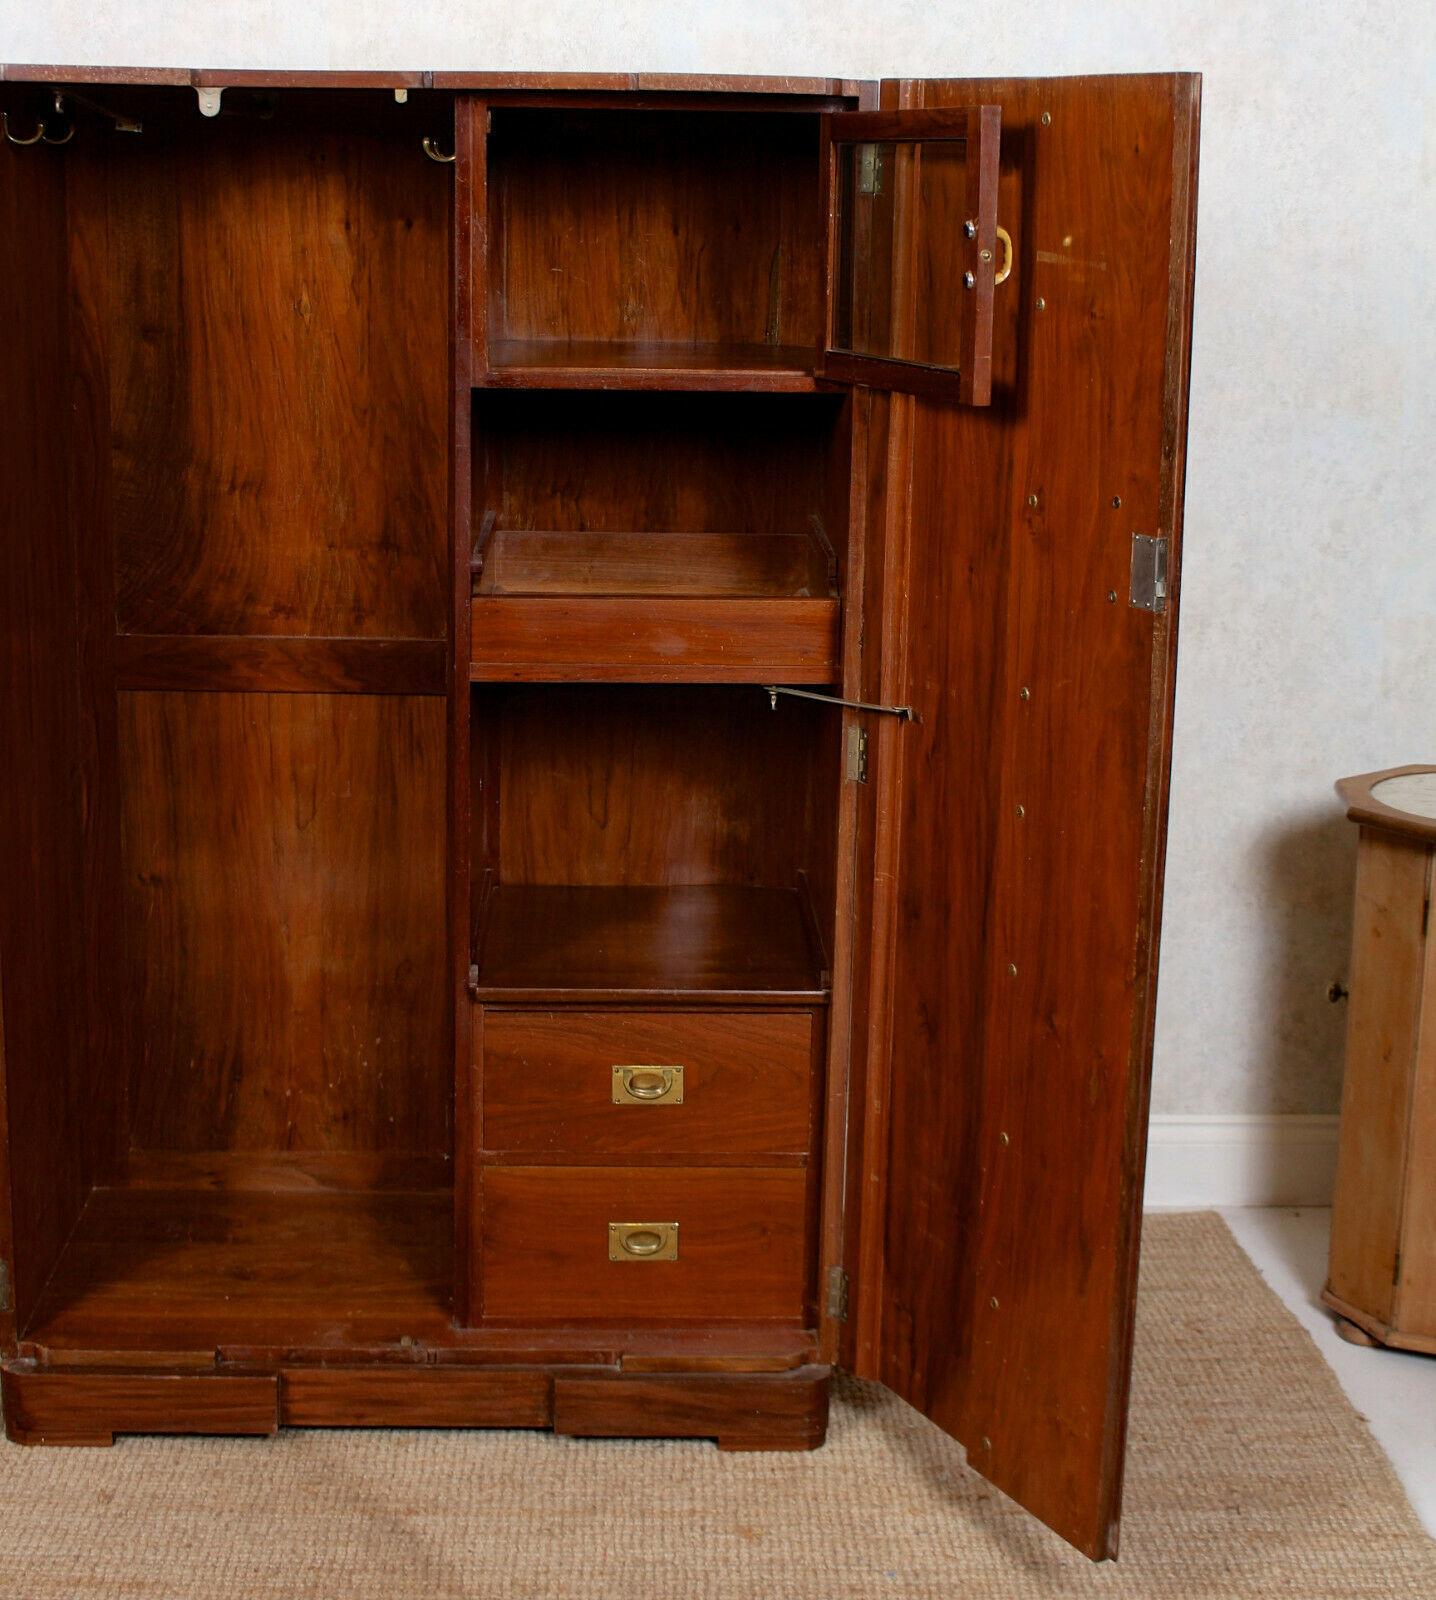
[0,66,868,95]
[1338,765,1436,844]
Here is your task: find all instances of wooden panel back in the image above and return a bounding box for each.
[99,97,449,640]
[0,134,97,1336]
[487,109,822,349]
[119,691,448,1156]
[857,75,1199,1559]
[474,391,845,537]
[489,685,837,888]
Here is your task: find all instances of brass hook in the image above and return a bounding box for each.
[41,119,75,146]
[2,112,46,147]
[422,136,456,164]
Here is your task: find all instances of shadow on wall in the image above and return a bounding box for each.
[1258,802,1358,1115]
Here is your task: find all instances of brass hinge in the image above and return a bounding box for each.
[1129,534,1169,613]
[466,962,479,994]
[845,725,868,783]
[0,1260,11,1314]
[826,1264,850,1321]
[857,143,883,196]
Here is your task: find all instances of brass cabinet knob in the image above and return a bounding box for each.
[609,1221,679,1261]
[612,1064,684,1105]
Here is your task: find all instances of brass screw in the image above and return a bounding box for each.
[1107,590,1117,603]
[980,1436,992,1451]
[979,247,992,262]
[1112,495,1122,508]
[990,1296,1000,1310]
[1035,296,1046,310]
[999,1131,1010,1146]
[1007,962,1017,977]
[1040,111,1051,126]
[1027,492,1039,508]
[1015,803,1025,818]
[1019,686,1031,701]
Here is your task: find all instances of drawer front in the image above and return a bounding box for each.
[481,1010,814,1158]
[481,1166,808,1322]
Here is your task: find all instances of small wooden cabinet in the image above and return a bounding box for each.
[0,67,1199,1560]
[1325,767,1436,1356]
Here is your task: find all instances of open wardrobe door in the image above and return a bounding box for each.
[842,74,1201,1559]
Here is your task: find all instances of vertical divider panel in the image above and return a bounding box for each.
[67,141,128,1188]
[451,95,482,1324]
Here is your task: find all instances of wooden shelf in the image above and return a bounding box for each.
[22,1186,457,1357]
[482,340,820,393]
[474,884,829,1003]
[468,521,839,682]
[472,527,836,600]
[19,1183,819,1363]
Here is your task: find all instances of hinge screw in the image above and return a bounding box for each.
[1027,492,1039,508]
[963,271,976,289]
[1015,803,1025,818]
[1035,296,1046,310]
[964,219,977,238]
[1112,495,1122,508]
[999,1131,1010,1146]
[1040,111,1051,126]
[1107,590,1117,603]
[1018,686,1030,701]
[989,1297,1000,1310]
[980,1436,992,1452]
[1007,962,1018,977]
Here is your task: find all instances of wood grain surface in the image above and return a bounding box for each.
[480,1165,809,1321]
[485,684,839,893]
[485,109,821,358]
[118,691,447,1156]
[101,98,449,641]
[851,74,1200,1560]
[474,885,826,1002]
[0,135,97,1342]
[480,1010,815,1158]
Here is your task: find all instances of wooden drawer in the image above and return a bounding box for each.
[480,1166,808,1322]
[480,1010,814,1159]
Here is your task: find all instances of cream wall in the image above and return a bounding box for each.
[8,2,1433,1116]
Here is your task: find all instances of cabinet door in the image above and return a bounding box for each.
[819,106,1002,404]
[845,74,1200,1560]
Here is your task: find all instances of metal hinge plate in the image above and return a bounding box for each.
[846,725,868,783]
[0,1260,11,1314]
[1129,534,1169,613]
[826,1265,850,1321]
[857,143,883,196]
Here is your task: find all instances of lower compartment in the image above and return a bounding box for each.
[3,1362,831,1452]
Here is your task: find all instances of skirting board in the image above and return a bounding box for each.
[1143,1115,1340,1209]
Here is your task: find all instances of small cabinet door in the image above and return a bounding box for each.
[842,73,1201,1560]
[819,106,1002,404]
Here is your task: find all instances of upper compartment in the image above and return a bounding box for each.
[477,107,825,390]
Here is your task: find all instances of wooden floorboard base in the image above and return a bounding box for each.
[2,1362,831,1450]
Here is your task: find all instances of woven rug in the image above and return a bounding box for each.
[0,1212,1431,1597]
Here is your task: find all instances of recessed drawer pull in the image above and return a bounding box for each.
[609,1221,679,1261]
[612,1064,684,1105]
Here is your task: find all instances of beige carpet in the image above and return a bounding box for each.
[0,1212,1431,1597]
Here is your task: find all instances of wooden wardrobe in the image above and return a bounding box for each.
[0,66,1199,1561]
